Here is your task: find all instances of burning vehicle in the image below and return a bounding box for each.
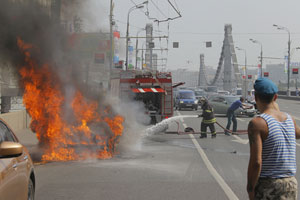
[17,38,124,162]
[0,1,125,162]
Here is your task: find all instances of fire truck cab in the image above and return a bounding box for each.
[111,70,173,124]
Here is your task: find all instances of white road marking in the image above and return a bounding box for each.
[177,111,239,200]
[232,135,249,145]
[236,118,245,122]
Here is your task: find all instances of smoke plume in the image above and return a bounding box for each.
[0,0,125,161]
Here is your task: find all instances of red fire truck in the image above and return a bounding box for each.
[111,70,173,124]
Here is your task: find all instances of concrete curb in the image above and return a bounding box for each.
[278,95,300,101]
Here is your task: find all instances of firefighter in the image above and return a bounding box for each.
[199,97,217,138]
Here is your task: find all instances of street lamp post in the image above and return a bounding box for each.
[109,0,114,88]
[273,24,291,96]
[236,47,248,99]
[135,28,145,70]
[125,2,147,70]
[250,38,263,78]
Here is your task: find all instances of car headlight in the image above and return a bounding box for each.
[180,101,184,103]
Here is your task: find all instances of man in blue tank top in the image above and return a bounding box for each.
[247,78,300,200]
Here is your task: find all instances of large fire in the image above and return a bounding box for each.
[17,38,124,161]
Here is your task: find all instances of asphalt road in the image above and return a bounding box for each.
[33,98,300,200]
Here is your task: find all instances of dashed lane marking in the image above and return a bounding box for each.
[236,118,245,122]
[177,111,239,200]
[232,135,249,145]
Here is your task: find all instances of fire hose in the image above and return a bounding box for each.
[166,120,248,135]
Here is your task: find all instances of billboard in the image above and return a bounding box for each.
[292,68,299,75]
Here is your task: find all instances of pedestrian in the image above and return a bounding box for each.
[296,87,299,97]
[198,98,217,138]
[225,96,250,135]
[247,78,300,200]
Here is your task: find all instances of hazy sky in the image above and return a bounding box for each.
[100,0,300,71]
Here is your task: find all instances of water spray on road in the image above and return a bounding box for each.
[145,115,199,136]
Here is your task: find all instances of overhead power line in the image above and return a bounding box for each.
[115,19,164,33]
[165,31,300,35]
[129,0,182,23]
[149,0,168,18]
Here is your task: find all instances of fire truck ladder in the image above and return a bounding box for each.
[155,73,173,118]
[163,84,173,117]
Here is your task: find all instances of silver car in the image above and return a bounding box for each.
[208,95,256,117]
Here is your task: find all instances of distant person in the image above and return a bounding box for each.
[198,98,216,138]
[296,87,299,96]
[224,97,250,135]
[247,78,300,200]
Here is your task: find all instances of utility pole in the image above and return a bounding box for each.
[288,34,291,96]
[260,46,263,77]
[250,39,263,78]
[126,3,146,70]
[273,24,291,96]
[109,0,113,86]
[236,47,247,99]
[135,29,145,70]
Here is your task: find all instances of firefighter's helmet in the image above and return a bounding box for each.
[200,97,207,103]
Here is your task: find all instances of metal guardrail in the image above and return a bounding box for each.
[277,90,300,100]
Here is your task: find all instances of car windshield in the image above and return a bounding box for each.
[195,91,204,96]
[206,87,218,93]
[180,92,195,99]
[225,96,240,104]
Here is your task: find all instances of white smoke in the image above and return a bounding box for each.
[108,95,151,153]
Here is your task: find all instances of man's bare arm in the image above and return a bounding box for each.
[292,117,300,139]
[242,103,253,110]
[247,118,264,199]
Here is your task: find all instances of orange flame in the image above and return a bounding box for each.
[17,37,124,161]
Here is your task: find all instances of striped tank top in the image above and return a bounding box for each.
[259,113,296,178]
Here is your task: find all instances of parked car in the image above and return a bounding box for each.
[175,90,198,110]
[0,118,35,200]
[208,95,256,117]
[217,90,230,95]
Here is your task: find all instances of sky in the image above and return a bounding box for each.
[98,0,300,71]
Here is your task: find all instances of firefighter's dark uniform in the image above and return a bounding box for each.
[200,101,216,138]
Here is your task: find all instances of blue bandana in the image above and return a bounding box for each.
[254,78,278,95]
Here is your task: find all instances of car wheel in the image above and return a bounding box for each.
[194,106,198,111]
[28,178,35,200]
[179,106,182,111]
